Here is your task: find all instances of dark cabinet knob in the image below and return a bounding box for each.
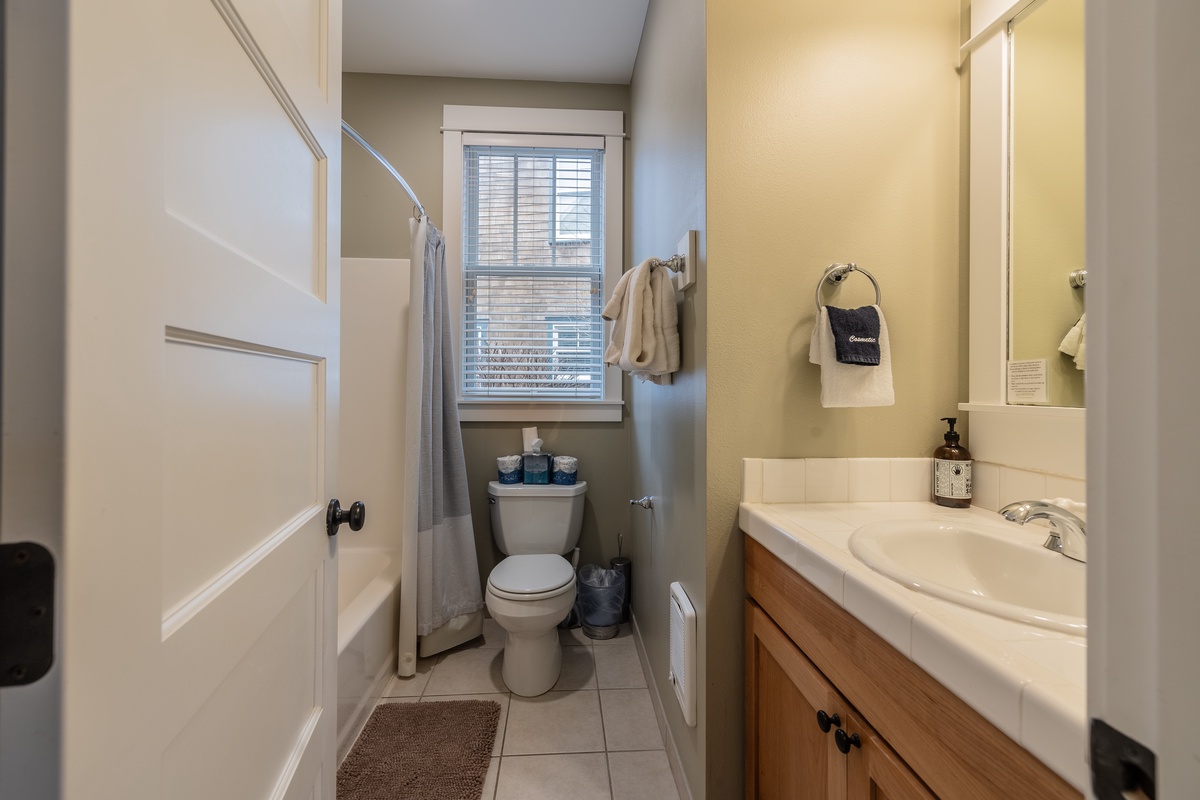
[326,499,366,537]
[816,710,841,733]
[834,728,861,754]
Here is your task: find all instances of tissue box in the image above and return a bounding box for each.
[522,454,551,485]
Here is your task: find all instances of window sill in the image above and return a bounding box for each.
[457,399,624,423]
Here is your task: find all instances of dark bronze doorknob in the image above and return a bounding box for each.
[326,499,366,536]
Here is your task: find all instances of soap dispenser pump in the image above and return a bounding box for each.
[932,417,972,508]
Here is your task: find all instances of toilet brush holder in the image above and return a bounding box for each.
[609,556,631,623]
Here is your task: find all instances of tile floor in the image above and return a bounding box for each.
[369,619,683,800]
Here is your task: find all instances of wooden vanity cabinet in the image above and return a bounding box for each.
[747,601,933,800]
[744,534,1081,800]
[844,711,937,800]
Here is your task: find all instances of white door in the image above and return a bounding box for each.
[2,0,342,797]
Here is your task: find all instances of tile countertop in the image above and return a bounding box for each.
[739,500,1088,793]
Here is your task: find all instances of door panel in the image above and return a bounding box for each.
[234,0,330,97]
[162,340,321,616]
[56,0,342,796]
[162,571,319,800]
[165,0,326,297]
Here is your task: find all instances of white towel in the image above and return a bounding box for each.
[808,305,895,408]
[1058,313,1086,370]
[602,258,680,382]
[602,259,652,370]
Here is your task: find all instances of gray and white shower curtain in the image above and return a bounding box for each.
[409,215,483,636]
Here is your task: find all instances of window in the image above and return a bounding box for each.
[443,106,624,422]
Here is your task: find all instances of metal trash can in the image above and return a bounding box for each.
[576,564,625,639]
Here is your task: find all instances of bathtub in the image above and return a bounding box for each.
[336,547,403,761]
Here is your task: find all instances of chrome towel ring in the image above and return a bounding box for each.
[815,263,882,311]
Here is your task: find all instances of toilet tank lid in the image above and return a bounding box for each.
[488,481,587,497]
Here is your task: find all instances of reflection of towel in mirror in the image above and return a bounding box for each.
[809,305,894,408]
[1058,313,1086,370]
[602,258,679,384]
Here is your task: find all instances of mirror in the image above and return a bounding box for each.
[1008,0,1085,408]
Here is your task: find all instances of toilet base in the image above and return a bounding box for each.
[501,629,563,697]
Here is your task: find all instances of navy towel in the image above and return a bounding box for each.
[826,305,881,366]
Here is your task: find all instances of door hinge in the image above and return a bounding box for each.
[1091,717,1156,799]
[0,542,55,687]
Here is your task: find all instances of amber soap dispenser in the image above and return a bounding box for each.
[932,417,972,508]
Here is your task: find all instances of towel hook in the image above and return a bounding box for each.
[815,263,881,311]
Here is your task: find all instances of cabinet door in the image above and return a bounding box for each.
[845,711,938,800]
[746,602,848,800]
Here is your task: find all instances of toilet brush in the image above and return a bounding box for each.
[610,532,631,624]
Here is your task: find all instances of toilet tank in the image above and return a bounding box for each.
[488,481,588,555]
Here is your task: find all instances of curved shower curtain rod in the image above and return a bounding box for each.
[341,120,427,219]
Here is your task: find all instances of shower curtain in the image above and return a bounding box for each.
[397,216,483,674]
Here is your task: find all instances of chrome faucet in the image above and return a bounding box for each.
[998,500,1087,563]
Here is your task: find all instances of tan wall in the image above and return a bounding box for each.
[628,0,708,794]
[1010,0,1086,407]
[462,421,634,584]
[342,74,631,260]
[341,74,633,593]
[705,0,963,792]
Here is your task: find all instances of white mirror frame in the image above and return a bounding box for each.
[961,0,1085,479]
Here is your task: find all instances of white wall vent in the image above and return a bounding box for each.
[668,581,697,727]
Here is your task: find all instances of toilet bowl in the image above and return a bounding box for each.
[485,554,576,696]
[485,481,587,697]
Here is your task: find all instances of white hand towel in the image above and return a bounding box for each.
[603,259,654,370]
[808,305,895,408]
[603,258,680,382]
[634,263,680,378]
[1058,313,1086,370]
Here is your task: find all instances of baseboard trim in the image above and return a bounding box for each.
[631,612,695,800]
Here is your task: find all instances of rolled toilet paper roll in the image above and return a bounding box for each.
[552,455,578,485]
[497,454,523,484]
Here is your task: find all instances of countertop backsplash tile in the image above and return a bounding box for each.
[750,457,1085,512]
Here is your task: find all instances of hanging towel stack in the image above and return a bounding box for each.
[602,258,680,384]
[809,304,895,407]
[1058,313,1086,370]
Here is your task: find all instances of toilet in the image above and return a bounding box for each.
[485,480,587,697]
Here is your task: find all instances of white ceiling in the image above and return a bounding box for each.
[343,0,652,85]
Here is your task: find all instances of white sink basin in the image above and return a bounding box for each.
[848,520,1086,634]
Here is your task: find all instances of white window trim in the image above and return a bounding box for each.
[443,105,625,423]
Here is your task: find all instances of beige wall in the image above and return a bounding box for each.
[461,422,634,585]
[341,74,633,596]
[1010,0,1086,407]
[628,0,708,795]
[704,0,962,792]
[342,74,631,260]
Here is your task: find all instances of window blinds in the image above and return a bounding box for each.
[461,144,606,399]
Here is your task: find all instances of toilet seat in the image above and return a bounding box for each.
[487,554,575,601]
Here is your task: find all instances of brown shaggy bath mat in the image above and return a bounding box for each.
[337,699,500,800]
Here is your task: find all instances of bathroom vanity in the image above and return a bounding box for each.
[741,498,1086,799]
